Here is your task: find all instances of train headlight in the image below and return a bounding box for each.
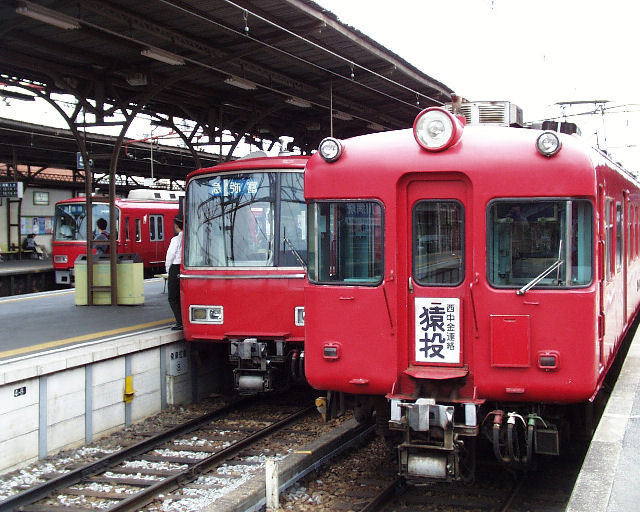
[294,306,305,326]
[54,255,68,264]
[318,137,343,162]
[189,305,223,324]
[413,107,463,152]
[536,131,561,157]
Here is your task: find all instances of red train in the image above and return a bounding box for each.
[304,103,640,481]
[52,189,183,284]
[181,154,308,393]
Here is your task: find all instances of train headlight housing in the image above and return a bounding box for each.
[54,255,68,264]
[189,305,223,324]
[536,131,561,157]
[318,137,343,162]
[413,107,463,152]
[294,306,305,326]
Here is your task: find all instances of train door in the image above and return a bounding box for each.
[149,213,165,264]
[122,216,133,254]
[407,178,469,372]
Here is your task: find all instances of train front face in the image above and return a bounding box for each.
[182,156,309,394]
[305,109,602,481]
[52,200,119,285]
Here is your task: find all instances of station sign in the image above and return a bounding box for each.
[0,181,23,198]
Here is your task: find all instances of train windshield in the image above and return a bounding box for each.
[185,171,306,267]
[54,203,119,241]
[307,201,384,285]
[487,199,593,288]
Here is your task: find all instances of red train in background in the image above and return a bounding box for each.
[52,189,183,284]
[304,102,640,481]
[181,154,308,393]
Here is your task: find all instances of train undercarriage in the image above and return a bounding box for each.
[344,394,566,482]
[229,338,306,393]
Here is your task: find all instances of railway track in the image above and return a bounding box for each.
[279,433,587,511]
[0,396,318,511]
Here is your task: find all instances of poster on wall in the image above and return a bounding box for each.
[20,217,54,235]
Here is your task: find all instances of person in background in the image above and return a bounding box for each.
[22,234,38,259]
[166,214,183,330]
[94,218,109,254]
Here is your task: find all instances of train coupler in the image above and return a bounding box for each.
[390,398,478,481]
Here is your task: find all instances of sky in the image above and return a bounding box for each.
[314,0,640,171]
[1,0,638,170]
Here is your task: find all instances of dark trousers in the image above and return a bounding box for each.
[168,264,182,326]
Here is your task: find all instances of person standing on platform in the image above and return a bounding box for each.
[94,218,109,254]
[166,214,183,330]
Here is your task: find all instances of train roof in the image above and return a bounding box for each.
[305,123,639,200]
[186,154,309,183]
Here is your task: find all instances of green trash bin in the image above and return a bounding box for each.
[74,254,112,305]
[116,253,144,305]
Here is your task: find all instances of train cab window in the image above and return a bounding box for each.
[149,214,164,241]
[413,201,464,286]
[135,218,141,242]
[488,199,593,289]
[54,203,119,241]
[279,172,306,267]
[307,201,383,285]
[185,171,305,268]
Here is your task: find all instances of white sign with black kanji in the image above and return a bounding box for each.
[415,297,460,364]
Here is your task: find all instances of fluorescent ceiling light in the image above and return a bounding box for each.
[141,47,185,66]
[224,76,258,90]
[16,1,80,30]
[367,122,384,131]
[332,111,353,121]
[285,97,311,108]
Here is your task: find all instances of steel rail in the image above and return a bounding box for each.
[0,397,255,511]
[109,405,316,511]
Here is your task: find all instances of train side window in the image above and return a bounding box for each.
[135,218,141,242]
[616,202,623,273]
[627,206,634,263]
[413,201,464,286]
[149,214,164,241]
[605,199,613,280]
[125,217,130,241]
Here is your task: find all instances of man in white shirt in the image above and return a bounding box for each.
[166,214,183,330]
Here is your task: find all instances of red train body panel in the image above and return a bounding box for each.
[52,192,182,284]
[181,155,308,392]
[304,106,640,480]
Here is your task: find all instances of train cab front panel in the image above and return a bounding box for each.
[303,105,635,481]
[182,156,308,393]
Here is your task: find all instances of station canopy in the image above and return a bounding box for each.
[0,0,453,175]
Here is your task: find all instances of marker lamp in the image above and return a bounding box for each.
[318,137,343,162]
[536,131,561,157]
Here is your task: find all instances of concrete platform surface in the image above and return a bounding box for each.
[567,328,640,511]
[0,278,174,361]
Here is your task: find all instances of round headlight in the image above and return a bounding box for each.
[413,107,462,152]
[318,137,343,163]
[536,131,561,157]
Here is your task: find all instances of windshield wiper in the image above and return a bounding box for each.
[283,235,307,269]
[517,241,564,296]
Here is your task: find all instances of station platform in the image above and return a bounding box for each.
[0,278,173,360]
[0,259,56,297]
[0,278,224,474]
[567,325,640,511]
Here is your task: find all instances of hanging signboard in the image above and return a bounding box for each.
[0,182,23,198]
